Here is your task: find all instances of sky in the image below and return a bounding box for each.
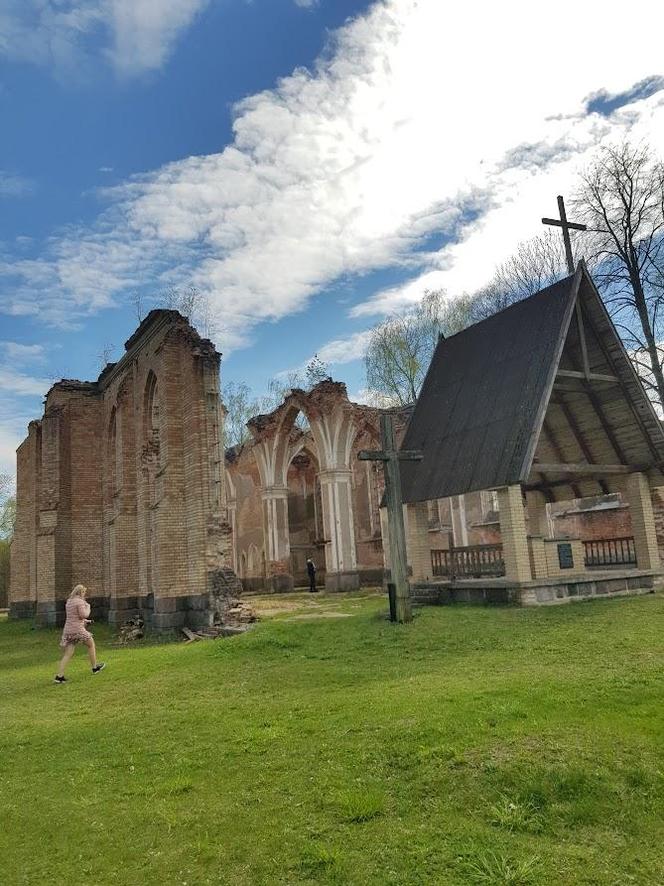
[1,0,664,478]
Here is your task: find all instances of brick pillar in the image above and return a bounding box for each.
[227,498,238,573]
[526,491,549,539]
[626,472,661,570]
[407,501,431,581]
[497,485,532,582]
[262,485,293,591]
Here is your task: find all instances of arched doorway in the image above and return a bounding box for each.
[286,446,325,588]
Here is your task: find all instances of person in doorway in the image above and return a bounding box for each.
[54,584,105,684]
[306,558,318,593]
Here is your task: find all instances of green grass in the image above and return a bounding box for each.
[2,591,664,885]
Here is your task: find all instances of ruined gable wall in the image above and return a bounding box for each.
[227,446,265,591]
[11,309,232,630]
[99,312,229,629]
[66,391,104,612]
[26,383,104,625]
[9,426,40,617]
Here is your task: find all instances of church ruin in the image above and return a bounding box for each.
[10,263,664,625]
[9,309,236,629]
[227,381,401,592]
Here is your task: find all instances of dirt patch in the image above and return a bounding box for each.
[283,612,353,621]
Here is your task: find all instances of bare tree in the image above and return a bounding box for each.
[96,342,116,371]
[222,381,258,449]
[162,285,220,341]
[573,142,664,407]
[0,495,16,539]
[469,229,569,322]
[364,289,472,405]
[0,473,11,498]
[0,474,15,541]
[130,290,147,324]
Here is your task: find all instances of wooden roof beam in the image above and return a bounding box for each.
[580,298,662,463]
[553,395,610,494]
[540,419,582,498]
[556,369,618,384]
[532,462,636,475]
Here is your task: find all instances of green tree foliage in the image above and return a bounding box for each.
[364,289,473,405]
[0,496,16,539]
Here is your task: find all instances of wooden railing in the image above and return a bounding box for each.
[431,544,505,579]
[583,536,636,569]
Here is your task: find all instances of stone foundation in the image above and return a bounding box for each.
[412,569,662,608]
[9,600,37,619]
[324,571,360,592]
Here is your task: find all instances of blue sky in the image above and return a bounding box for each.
[1,0,664,476]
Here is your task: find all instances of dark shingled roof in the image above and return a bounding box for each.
[399,272,579,502]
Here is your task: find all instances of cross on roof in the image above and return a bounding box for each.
[358,413,422,623]
[542,195,587,274]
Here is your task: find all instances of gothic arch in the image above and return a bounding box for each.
[246,381,368,590]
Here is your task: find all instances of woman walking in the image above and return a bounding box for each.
[54,584,105,684]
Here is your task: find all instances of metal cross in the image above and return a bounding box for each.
[542,195,587,275]
[358,413,422,623]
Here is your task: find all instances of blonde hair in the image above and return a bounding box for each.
[69,584,88,599]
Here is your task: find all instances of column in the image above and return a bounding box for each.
[262,485,293,591]
[36,408,67,626]
[227,498,238,573]
[497,485,532,582]
[319,469,359,591]
[626,472,661,570]
[407,501,432,581]
[526,490,550,538]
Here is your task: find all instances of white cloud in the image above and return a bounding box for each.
[1,0,664,349]
[0,342,46,362]
[0,0,209,76]
[0,363,51,475]
[275,330,373,380]
[0,170,34,197]
[294,0,319,8]
[316,330,373,365]
[0,368,51,397]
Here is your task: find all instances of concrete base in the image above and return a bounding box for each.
[12,592,215,632]
[411,569,663,607]
[325,570,361,592]
[264,573,295,594]
[9,600,36,619]
[35,601,63,627]
[108,593,212,631]
[241,576,267,593]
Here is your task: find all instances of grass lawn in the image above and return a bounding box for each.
[1,591,664,885]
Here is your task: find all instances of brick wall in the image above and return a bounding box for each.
[10,310,233,627]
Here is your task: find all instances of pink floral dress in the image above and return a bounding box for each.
[60,597,93,647]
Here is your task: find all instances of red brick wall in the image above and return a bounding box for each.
[10,311,231,619]
[551,506,632,541]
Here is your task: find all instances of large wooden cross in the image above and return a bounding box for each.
[358,413,422,623]
[542,195,587,274]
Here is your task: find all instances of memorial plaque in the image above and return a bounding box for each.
[557,542,574,570]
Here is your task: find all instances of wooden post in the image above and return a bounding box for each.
[358,414,423,624]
